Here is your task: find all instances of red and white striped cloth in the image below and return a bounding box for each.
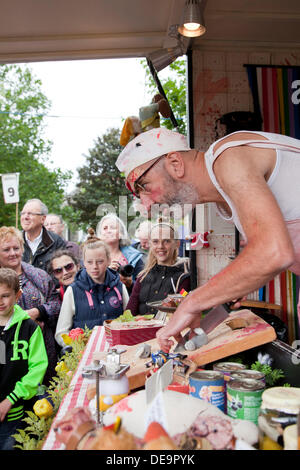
[42,326,108,450]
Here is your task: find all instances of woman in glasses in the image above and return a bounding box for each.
[55,231,129,348]
[0,226,61,386]
[48,250,81,300]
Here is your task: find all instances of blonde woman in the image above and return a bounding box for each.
[126,221,190,316]
[55,230,128,348]
[97,213,144,281]
[0,226,61,385]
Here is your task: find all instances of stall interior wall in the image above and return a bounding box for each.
[192,47,300,343]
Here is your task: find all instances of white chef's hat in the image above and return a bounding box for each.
[115,127,190,194]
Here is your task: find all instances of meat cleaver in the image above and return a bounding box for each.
[174,302,233,352]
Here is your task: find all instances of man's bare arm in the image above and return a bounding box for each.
[156,144,295,348]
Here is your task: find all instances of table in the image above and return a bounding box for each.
[42,326,108,450]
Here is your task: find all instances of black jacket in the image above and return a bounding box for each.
[127,259,191,316]
[22,226,67,273]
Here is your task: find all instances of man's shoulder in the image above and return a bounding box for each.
[43,228,67,248]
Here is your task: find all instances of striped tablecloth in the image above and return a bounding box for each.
[42,326,108,450]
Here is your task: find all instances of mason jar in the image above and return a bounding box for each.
[258,387,300,450]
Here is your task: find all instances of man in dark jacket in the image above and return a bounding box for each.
[21,198,67,273]
[44,213,80,258]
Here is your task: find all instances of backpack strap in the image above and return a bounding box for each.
[85,290,94,308]
[106,286,122,302]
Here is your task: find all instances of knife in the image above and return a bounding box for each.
[174,302,233,352]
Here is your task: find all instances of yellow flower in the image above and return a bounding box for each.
[55,361,69,373]
[33,398,53,419]
[61,333,72,345]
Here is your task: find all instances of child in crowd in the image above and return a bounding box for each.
[55,234,129,348]
[0,268,48,451]
[126,220,190,316]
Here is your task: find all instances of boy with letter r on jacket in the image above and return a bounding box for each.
[0,268,48,450]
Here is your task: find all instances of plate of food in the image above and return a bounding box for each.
[147,294,185,313]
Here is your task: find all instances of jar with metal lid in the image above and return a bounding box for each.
[258,387,300,450]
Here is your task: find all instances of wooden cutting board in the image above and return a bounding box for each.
[93,309,276,391]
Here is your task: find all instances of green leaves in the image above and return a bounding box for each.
[141,58,187,135]
[250,361,285,386]
[12,327,92,450]
[68,128,130,230]
[0,64,72,226]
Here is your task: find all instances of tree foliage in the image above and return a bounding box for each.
[69,58,187,230]
[68,128,130,231]
[0,64,72,227]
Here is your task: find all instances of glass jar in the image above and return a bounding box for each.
[258,387,300,450]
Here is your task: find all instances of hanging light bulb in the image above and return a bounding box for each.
[178,0,206,38]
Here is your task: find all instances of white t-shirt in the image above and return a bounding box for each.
[204,131,300,274]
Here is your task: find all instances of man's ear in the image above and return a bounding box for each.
[164,151,185,178]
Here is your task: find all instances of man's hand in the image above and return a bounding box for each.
[0,398,12,422]
[156,303,202,353]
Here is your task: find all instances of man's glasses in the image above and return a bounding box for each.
[133,155,164,197]
[52,262,75,276]
[20,211,43,217]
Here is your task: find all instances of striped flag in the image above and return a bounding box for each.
[246,65,300,341]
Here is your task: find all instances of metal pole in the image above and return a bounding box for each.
[146,58,179,130]
[186,48,198,290]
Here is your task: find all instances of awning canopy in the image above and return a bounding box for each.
[1,0,300,64]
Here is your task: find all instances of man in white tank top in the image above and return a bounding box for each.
[116,127,300,352]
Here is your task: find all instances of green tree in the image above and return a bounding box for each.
[68,128,130,231]
[0,64,72,227]
[142,57,187,135]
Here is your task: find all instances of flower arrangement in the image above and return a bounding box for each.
[13,326,92,450]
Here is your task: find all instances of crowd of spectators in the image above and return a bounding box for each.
[0,197,190,449]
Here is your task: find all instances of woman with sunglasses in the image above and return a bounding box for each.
[126,220,190,316]
[0,226,61,385]
[55,231,129,348]
[48,250,81,300]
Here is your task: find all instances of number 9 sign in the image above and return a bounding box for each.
[1,173,20,203]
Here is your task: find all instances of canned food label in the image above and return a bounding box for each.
[227,388,263,424]
[189,378,225,412]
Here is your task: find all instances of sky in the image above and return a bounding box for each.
[19,58,152,189]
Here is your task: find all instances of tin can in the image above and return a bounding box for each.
[213,362,247,412]
[189,371,225,412]
[230,370,266,384]
[227,378,265,424]
[213,362,247,381]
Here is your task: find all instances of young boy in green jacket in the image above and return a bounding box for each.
[0,268,48,450]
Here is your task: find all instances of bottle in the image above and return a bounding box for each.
[258,387,300,450]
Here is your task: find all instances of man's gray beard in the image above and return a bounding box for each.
[163,175,199,207]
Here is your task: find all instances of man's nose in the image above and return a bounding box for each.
[140,194,153,214]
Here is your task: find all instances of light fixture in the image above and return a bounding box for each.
[147,44,185,72]
[178,0,206,38]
